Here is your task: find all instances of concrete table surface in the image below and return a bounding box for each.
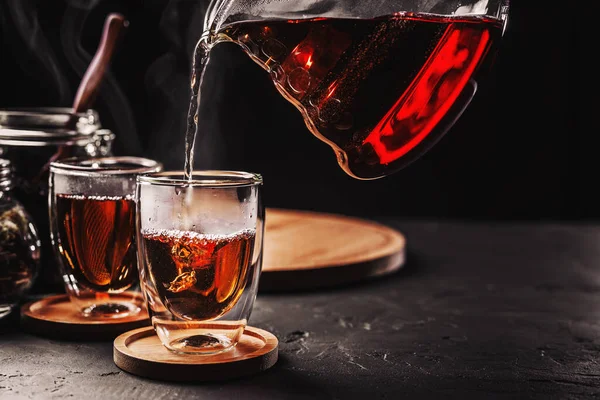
[2,219,600,399]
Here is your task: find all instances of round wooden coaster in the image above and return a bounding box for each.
[20,292,150,341]
[261,208,406,291]
[113,326,278,382]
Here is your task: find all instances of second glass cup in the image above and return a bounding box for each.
[136,171,264,355]
[48,156,162,318]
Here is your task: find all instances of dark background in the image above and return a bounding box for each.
[0,0,583,220]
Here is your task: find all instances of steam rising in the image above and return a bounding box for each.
[0,0,71,105]
[143,0,221,170]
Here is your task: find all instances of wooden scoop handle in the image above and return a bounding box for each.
[72,13,129,112]
[33,13,128,185]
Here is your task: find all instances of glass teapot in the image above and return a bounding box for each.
[189,0,510,179]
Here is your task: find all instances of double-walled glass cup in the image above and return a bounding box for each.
[136,171,263,355]
[49,156,162,318]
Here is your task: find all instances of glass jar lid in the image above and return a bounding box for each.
[0,108,103,146]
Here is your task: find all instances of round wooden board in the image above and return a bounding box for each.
[20,292,150,341]
[114,326,278,382]
[260,208,406,291]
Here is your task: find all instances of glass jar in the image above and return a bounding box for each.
[0,159,41,320]
[0,107,115,293]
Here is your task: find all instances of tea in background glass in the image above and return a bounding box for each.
[0,108,115,293]
[49,156,162,318]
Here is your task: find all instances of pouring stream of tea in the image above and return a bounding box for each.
[184,35,211,181]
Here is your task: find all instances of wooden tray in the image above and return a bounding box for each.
[20,292,150,341]
[261,208,406,291]
[114,326,278,382]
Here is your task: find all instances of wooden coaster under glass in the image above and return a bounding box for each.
[113,325,278,382]
[20,292,150,341]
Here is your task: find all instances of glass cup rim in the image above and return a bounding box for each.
[50,156,163,176]
[137,170,263,188]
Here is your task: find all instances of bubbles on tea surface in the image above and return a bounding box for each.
[59,194,135,201]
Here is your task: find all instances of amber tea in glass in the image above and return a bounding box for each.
[49,156,162,318]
